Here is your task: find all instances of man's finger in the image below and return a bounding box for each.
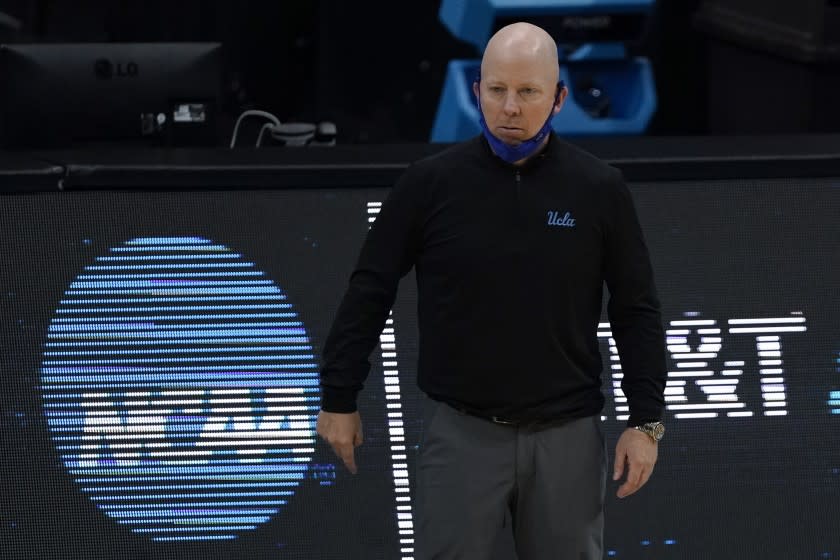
[618,480,638,498]
[617,460,643,498]
[316,410,362,474]
[334,442,357,474]
[628,459,643,488]
[617,477,637,498]
[613,448,626,481]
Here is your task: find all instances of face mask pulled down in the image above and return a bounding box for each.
[476,80,564,164]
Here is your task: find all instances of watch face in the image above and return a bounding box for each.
[652,423,665,440]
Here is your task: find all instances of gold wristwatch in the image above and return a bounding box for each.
[633,421,665,443]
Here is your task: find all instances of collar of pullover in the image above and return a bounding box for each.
[478,131,557,174]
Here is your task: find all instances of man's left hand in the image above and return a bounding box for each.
[612,428,658,499]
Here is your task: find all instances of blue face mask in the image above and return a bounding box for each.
[476,78,564,164]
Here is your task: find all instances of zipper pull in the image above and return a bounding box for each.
[515,170,521,184]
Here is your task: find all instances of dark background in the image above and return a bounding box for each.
[4,0,832,144]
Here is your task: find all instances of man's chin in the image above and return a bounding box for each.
[495,129,524,145]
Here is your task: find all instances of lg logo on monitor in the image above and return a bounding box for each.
[93,58,138,79]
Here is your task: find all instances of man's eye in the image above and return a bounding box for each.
[489,87,505,93]
[521,88,537,95]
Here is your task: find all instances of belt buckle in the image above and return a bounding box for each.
[490,415,516,426]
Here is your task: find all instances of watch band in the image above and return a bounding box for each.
[633,421,665,442]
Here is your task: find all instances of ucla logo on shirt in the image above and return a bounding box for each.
[547,210,576,228]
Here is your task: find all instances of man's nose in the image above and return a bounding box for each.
[502,93,521,116]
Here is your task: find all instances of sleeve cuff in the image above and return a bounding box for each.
[320,385,360,413]
[627,413,662,428]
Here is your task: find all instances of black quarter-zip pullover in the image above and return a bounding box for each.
[319,134,667,426]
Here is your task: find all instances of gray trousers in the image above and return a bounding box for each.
[415,396,606,560]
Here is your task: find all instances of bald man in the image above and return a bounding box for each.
[317,21,667,560]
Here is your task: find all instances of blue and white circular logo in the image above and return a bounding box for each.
[40,237,320,542]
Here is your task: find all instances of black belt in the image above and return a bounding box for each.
[486,414,518,426]
[450,403,573,431]
[451,404,528,427]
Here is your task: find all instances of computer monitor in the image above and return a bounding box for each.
[0,42,223,149]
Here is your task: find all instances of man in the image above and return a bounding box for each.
[316,21,667,560]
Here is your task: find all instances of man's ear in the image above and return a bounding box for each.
[553,86,568,115]
[472,79,480,101]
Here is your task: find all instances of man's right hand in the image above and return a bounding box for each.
[316,410,363,474]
